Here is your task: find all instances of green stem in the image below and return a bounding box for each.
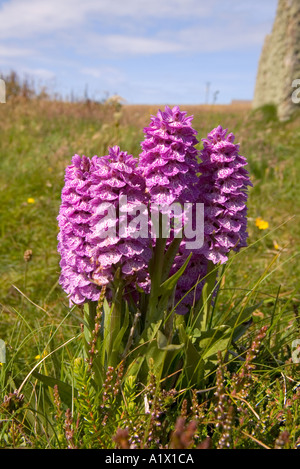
[191,261,218,332]
[83,301,97,355]
[108,282,123,368]
[151,237,166,292]
[146,236,167,327]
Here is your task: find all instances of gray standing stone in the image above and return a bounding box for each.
[252,0,300,121]
[0,79,5,103]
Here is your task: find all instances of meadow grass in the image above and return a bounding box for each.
[0,94,300,448]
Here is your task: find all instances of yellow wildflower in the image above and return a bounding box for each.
[35,350,47,360]
[255,217,269,230]
[27,197,35,204]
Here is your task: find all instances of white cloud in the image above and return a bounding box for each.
[176,20,270,53]
[23,68,56,80]
[81,65,125,84]
[0,44,34,57]
[83,33,185,56]
[0,0,85,38]
[0,0,219,40]
[0,0,276,42]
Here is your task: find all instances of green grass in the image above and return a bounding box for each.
[0,96,300,449]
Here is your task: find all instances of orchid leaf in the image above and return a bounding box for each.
[159,253,192,298]
[161,237,182,283]
[111,302,129,358]
[198,325,232,361]
[157,330,183,352]
[226,302,263,329]
[32,371,76,408]
[178,324,203,385]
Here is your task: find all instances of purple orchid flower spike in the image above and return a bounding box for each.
[198,125,252,264]
[57,154,100,305]
[138,105,200,209]
[57,147,151,306]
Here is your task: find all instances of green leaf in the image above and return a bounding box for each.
[0,339,6,363]
[225,302,262,344]
[157,330,184,352]
[198,325,232,361]
[101,282,124,368]
[226,302,263,329]
[111,302,129,356]
[178,323,234,386]
[159,253,192,297]
[161,237,182,283]
[199,281,209,330]
[129,320,162,365]
[32,371,76,408]
[231,319,253,343]
[191,261,219,331]
[101,298,114,364]
[83,301,97,331]
[128,322,183,383]
[125,356,145,380]
[178,324,203,384]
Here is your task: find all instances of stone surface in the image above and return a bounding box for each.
[0,79,5,103]
[252,0,300,121]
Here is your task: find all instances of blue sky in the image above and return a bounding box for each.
[0,0,278,104]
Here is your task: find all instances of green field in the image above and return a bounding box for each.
[0,95,300,449]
